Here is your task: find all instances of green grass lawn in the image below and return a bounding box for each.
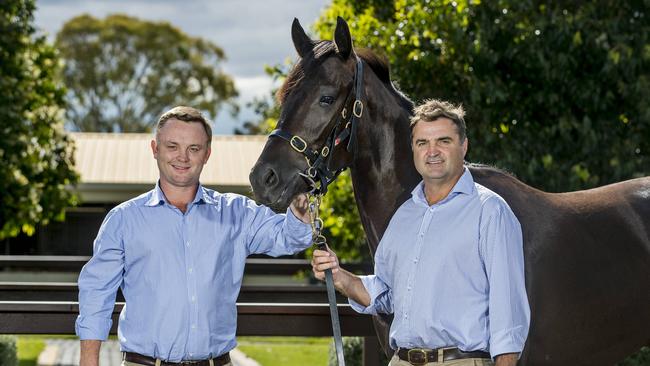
[16,335,78,366]
[16,337,46,366]
[237,337,331,366]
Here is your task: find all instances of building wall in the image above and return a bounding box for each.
[2,205,113,255]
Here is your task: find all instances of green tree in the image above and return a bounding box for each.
[0,0,79,240]
[315,0,650,192]
[56,14,239,132]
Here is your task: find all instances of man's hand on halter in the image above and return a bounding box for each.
[290,193,311,223]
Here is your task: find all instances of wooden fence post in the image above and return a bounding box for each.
[363,336,382,366]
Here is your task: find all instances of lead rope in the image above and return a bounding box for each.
[308,194,346,366]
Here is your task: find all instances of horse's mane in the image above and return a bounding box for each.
[277,40,412,112]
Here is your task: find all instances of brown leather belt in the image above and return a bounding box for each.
[123,352,230,366]
[397,347,490,365]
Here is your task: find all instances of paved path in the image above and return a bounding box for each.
[37,339,260,366]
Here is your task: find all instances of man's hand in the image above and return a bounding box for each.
[289,193,310,223]
[80,340,101,366]
[312,246,371,306]
[312,246,344,288]
[495,353,518,366]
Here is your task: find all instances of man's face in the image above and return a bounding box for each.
[411,117,468,186]
[151,119,211,189]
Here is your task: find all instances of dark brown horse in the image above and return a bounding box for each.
[249,17,650,365]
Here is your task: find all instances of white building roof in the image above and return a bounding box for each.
[70,132,267,203]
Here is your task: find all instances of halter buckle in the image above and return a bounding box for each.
[321,146,330,157]
[290,135,307,153]
[353,100,363,118]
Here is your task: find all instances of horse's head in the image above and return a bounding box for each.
[250,17,361,209]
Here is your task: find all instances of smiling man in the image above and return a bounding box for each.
[76,106,312,366]
[312,99,530,366]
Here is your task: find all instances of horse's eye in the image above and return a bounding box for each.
[319,96,335,106]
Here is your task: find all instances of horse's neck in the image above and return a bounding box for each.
[468,164,551,226]
[349,82,420,254]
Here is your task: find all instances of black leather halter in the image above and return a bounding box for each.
[269,56,364,195]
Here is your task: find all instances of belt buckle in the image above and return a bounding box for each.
[407,348,429,365]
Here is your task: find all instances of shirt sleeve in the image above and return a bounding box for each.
[241,197,312,256]
[75,208,125,340]
[480,199,530,358]
[349,242,393,315]
[348,274,393,315]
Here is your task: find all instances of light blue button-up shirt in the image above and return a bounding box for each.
[350,168,530,358]
[75,183,312,362]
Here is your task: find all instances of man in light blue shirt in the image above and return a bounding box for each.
[313,99,530,366]
[76,106,312,366]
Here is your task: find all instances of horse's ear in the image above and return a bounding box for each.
[334,16,353,59]
[291,18,313,58]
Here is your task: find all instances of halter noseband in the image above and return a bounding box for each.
[269,56,365,195]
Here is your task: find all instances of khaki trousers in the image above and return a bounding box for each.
[388,354,495,366]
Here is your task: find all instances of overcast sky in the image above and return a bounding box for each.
[34,0,329,134]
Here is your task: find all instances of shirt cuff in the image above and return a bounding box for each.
[348,275,389,315]
[489,325,526,359]
[75,315,112,340]
[349,297,374,314]
[285,207,312,242]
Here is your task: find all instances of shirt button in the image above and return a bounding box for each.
[189,353,193,357]
[188,268,193,274]
[191,296,196,302]
[191,324,196,329]
[186,241,190,246]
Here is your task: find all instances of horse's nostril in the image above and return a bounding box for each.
[263,168,278,187]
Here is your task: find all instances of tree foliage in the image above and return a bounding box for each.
[0,0,78,240]
[56,14,238,132]
[315,0,649,192]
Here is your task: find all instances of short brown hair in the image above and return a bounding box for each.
[156,106,212,145]
[410,99,466,142]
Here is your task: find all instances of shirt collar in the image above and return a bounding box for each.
[198,185,218,206]
[411,167,475,206]
[145,181,217,207]
[145,182,166,207]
